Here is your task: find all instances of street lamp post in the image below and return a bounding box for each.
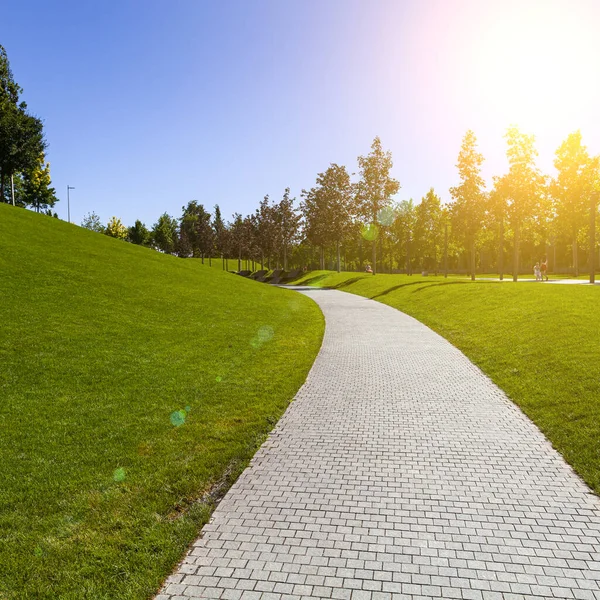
[67,185,75,223]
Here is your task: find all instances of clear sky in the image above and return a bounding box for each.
[4,0,600,227]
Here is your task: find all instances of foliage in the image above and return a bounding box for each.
[21,152,57,212]
[105,216,127,239]
[450,130,486,280]
[413,188,444,273]
[81,211,104,233]
[503,126,546,279]
[0,45,48,203]
[551,131,599,275]
[127,219,151,246]
[355,137,400,273]
[152,212,177,254]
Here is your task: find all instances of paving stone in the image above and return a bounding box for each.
[156,288,600,599]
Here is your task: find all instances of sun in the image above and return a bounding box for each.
[470,0,600,135]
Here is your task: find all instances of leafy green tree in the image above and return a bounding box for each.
[273,188,301,270]
[488,175,510,279]
[212,204,229,269]
[301,165,354,272]
[127,220,151,246]
[254,195,276,269]
[22,152,57,212]
[503,126,545,280]
[152,213,178,254]
[391,199,416,274]
[229,213,250,272]
[81,212,104,233]
[178,201,213,260]
[551,131,598,276]
[449,130,486,281]
[105,216,127,239]
[356,137,400,274]
[0,46,46,202]
[413,188,443,274]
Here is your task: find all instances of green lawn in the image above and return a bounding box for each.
[0,204,324,600]
[290,270,600,495]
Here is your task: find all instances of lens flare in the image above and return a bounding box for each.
[361,223,379,241]
[170,410,186,426]
[113,467,126,482]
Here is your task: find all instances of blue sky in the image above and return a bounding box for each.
[5,0,600,227]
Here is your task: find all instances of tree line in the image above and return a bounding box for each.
[0,46,57,214]
[86,131,600,279]
[3,43,598,279]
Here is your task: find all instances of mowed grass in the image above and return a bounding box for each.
[0,204,323,600]
[290,270,600,494]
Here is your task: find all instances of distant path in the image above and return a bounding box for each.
[157,288,600,600]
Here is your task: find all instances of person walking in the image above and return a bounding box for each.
[541,258,548,281]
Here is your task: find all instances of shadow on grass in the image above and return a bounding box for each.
[410,280,506,294]
[370,278,499,299]
[332,276,370,289]
[370,280,432,299]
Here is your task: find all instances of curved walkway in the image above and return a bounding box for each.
[158,288,600,600]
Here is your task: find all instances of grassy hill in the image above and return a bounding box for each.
[0,204,323,600]
[291,271,600,496]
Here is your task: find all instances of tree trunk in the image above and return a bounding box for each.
[444,223,448,278]
[372,238,377,275]
[470,238,476,281]
[238,246,242,273]
[590,194,596,284]
[209,256,212,267]
[407,236,411,275]
[336,241,341,273]
[572,234,579,277]
[359,238,363,270]
[0,170,4,203]
[201,254,204,264]
[498,219,504,281]
[283,244,288,271]
[320,246,324,270]
[10,174,15,206]
[512,223,520,281]
[261,250,264,270]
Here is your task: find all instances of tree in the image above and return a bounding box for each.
[152,213,178,254]
[273,188,301,270]
[551,131,597,276]
[212,204,229,269]
[503,126,545,281]
[127,220,151,246]
[413,188,443,274]
[355,137,400,274]
[301,165,354,273]
[229,213,250,272]
[391,199,416,274]
[488,175,509,279]
[449,130,486,281]
[254,195,276,269]
[105,216,127,239]
[22,152,57,212]
[81,212,104,233]
[0,46,46,202]
[178,201,213,261]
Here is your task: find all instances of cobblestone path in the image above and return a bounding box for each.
[158,288,600,600]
